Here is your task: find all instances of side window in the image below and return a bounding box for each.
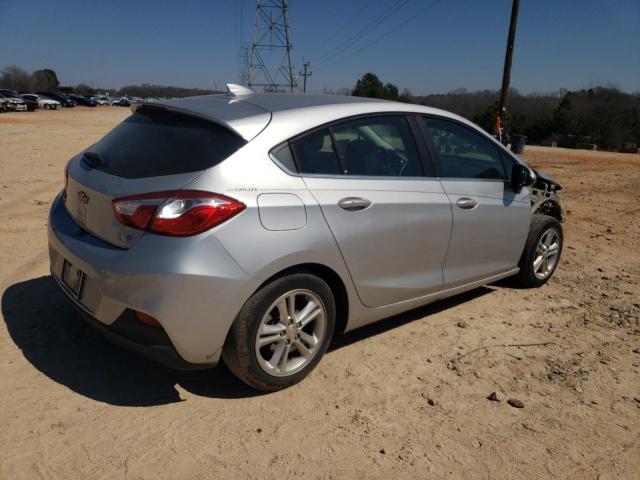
[290,128,341,175]
[500,150,516,180]
[331,116,423,177]
[422,117,507,179]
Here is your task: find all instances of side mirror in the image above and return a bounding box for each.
[511,164,533,193]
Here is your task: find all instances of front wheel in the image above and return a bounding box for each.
[516,214,563,288]
[223,274,336,392]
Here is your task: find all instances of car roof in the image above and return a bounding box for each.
[136,92,469,142]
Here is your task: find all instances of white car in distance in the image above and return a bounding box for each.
[22,94,61,110]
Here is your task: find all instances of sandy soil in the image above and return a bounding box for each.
[0,107,638,479]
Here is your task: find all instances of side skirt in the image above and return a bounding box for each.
[344,268,519,332]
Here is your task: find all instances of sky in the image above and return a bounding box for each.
[0,0,638,94]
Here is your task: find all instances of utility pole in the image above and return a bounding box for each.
[248,1,297,93]
[299,60,312,93]
[498,0,520,141]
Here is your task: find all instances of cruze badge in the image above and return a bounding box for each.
[77,191,90,205]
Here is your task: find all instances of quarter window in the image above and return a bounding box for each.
[270,143,297,172]
[421,117,506,179]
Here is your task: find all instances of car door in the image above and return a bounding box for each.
[287,114,453,308]
[418,115,531,287]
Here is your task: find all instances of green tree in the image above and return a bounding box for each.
[552,93,574,133]
[32,68,60,91]
[473,101,500,134]
[352,73,399,100]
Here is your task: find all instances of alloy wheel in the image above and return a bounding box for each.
[255,289,327,377]
[533,227,560,280]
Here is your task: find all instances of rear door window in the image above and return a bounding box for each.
[289,115,424,177]
[87,109,246,179]
[331,116,423,177]
[421,116,507,180]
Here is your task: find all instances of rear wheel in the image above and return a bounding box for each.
[516,214,563,287]
[223,274,335,392]
[44,104,51,110]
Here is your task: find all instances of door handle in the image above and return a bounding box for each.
[456,197,478,210]
[338,197,372,211]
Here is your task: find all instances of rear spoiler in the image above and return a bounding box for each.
[131,98,271,141]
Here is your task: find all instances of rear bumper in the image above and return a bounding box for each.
[47,192,251,366]
[55,274,213,370]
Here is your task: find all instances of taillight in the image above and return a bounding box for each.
[135,311,162,329]
[112,190,245,237]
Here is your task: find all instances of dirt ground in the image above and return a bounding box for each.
[0,107,638,480]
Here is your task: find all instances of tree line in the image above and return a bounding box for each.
[352,73,640,152]
[0,66,217,99]
[3,66,637,152]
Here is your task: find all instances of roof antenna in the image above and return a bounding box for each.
[226,83,254,96]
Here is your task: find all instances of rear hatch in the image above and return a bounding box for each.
[64,106,256,248]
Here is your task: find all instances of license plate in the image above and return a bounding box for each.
[61,259,85,299]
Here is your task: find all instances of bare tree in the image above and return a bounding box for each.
[0,66,32,91]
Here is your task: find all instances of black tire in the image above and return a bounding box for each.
[516,214,563,288]
[223,273,336,392]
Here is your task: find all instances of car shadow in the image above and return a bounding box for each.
[1,276,261,406]
[3,275,495,406]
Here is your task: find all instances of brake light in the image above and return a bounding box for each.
[135,311,162,329]
[112,190,245,237]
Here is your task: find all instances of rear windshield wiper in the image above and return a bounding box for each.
[82,151,102,167]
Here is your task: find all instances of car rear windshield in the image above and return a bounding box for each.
[86,109,246,179]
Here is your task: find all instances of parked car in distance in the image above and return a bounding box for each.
[36,92,77,107]
[0,94,10,112]
[117,97,132,106]
[0,90,28,111]
[18,95,39,111]
[21,94,61,110]
[68,94,98,107]
[49,89,565,392]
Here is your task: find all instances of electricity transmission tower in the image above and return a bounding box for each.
[248,0,297,92]
[239,44,250,86]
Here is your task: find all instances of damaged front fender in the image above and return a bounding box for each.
[529,169,565,222]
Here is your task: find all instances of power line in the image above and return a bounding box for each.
[315,0,444,72]
[312,0,411,66]
[309,0,376,60]
[313,0,409,65]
